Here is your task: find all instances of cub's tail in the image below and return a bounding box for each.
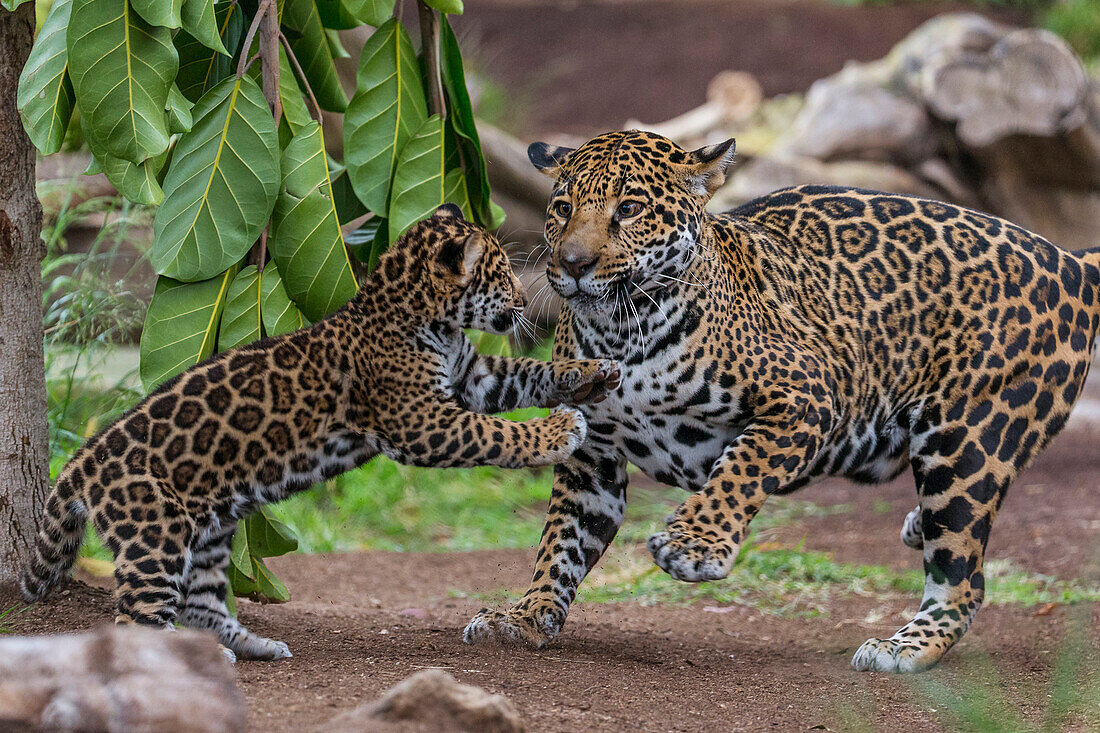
[19,471,87,602]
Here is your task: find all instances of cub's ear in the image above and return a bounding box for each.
[436,231,486,280]
[528,142,576,180]
[675,138,736,197]
[433,203,465,220]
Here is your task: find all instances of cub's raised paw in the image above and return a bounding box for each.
[647,523,738,582]
[851,637,938,673]
[551,360,622,406]
[462,607,558,648]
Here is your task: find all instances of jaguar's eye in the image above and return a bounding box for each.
[552,201,572,218]
[616,201,643,219]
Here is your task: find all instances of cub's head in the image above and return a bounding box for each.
[530,130,735,311]
[406,204,526,334]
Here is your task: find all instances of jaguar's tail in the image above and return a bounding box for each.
[19,470,87,602]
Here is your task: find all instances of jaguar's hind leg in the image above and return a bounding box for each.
[99,484,194,629]
[181,523,291,661]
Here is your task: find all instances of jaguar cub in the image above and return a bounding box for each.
[21,204,620,661]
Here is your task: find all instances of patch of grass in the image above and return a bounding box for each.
[0,606,27,634]
[578,538,923,616]
[1043,0,1100,63]
[982,558,1100,606]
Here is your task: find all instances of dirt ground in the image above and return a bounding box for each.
[9,417,1100,732]
[452,0,1032,136]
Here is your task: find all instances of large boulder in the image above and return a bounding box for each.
[0,625,245,733]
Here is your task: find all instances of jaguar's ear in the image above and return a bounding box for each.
[433,203,464,220]
[676,138,736,198]
[436,231,485,281]
[528,142,575,180]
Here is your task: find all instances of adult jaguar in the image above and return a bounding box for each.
[463,130,1100,673]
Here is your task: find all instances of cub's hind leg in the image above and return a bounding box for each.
[96,481,194,629]
[181,523,292,661]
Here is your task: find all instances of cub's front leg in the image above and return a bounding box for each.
[458,353,621,413]
[381,400,589,469]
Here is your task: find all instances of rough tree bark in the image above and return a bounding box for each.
[0,3,50,596]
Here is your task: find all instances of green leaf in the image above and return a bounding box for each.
[344,19,427,215]
[439,16,498,227]
[131,0,182,28]
[17,0,75,155]
[99,153,166,205]
[67,0,177,165]
[152,75,281,282]
[176,0,241,102]
[166,84,194,134]
[247,507,298,557]
[250,555,290,601]
[325,27,350,58]
[138,267,237,391]
[181,0,228,55]
[260,263,307,336]
[270,121,358,321]
[1,0,34,10]
[278,44,313,136]
[349,0,394,26]
[388,114,445,244]
[330,167,368,222]
[422,0,462,14]
[316,0,359,29]
[282,0,349,113]
[346,217,385,268]
[218,265,264,349]
[230,527,255,581]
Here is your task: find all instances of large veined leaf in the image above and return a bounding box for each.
[176,1,241,102]
[17,0,74,155]
[270,121,358,321]
[316,0,359,29]
[181,0,228,55]
[439,16,502,228]
[67,0,177,165]
[227,508,297,603]
[131,0,182,28]
[344,19,427,215]
[282,0,349,113]
[1,0,34,10]
[260,264,307,336]
[82,116,169,204]
[330,167,368,222]
[422,0,462,14]
[388,114,446,244]
[219,265,264,349]
[152,75,281,282]
[346,217,386,269]
[138,268,237,391]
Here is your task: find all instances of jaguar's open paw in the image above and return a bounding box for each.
[851,637,938,673]
[462,606,560,648]
[551,359,622,406]
[647,523,738,582]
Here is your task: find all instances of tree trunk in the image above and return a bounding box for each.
[0,3,49,597]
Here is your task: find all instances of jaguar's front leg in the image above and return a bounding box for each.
[459,353,621,413]
[464,441,627,647]
[648,392,830,582]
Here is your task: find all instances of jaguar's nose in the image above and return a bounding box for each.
[562,253,599,280]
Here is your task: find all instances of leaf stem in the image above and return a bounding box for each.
[278,32,324,125]
[236,0,273,78]
[417,1,446,119]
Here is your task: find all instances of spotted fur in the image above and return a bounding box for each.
[463,131,1100,673]
[22,205,620,661]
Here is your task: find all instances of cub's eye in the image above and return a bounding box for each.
[552,201,572,218]
[616,201,643,219]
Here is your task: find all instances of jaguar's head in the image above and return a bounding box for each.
[410,204,527,334]
[529,130,735,312]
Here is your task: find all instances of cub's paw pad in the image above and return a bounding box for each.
[463,608,551,649]
[851,637,934,673]
[647,525,736,582]
[235,637,293,661]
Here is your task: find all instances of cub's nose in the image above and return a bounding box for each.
[561,253,599,280]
